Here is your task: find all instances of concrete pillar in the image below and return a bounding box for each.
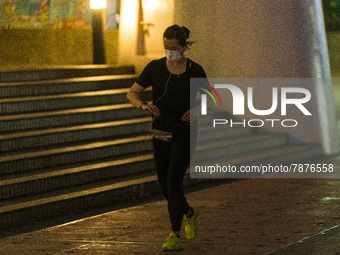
[175,0,339,155]
[92,9,106,64]
[136,0,146,55]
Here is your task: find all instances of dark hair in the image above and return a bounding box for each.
[163,25,194,47]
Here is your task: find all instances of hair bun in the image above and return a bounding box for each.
[181,26,190,39]
[163,25,194,47]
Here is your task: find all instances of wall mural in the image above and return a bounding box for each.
[0,0,119,30]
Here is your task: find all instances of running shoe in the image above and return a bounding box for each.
[162,231,182,251]
[183,205,199,239]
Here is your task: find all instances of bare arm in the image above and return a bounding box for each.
[127,82,160,116]
[127,82,147,108]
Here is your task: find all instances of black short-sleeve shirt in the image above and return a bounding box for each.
[136,57,207,132]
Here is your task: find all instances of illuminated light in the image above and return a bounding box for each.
[90,0,107,9]
[142,0,159,10]
[120,0,138,31]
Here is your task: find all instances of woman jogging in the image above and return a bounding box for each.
[127,24,207,251]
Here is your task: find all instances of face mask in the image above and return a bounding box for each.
[165,49,182,62]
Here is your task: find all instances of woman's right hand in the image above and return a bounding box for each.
[141,103,160,116]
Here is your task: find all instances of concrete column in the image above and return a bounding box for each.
[175,0,338,155]
[136,0,146,55]
[92,9,106,64]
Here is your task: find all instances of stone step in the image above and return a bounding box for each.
[0,174,159,230]
[0,135,153,175]
[0,117,152,153]
[0,88,151,114]
[0,132,280,200]
[0,104,149,132]
[197,124,255,142]
[0,65,135,82]
[0,143,324,230]
[0,74,138,98]
[0,153,155,201]
[191,143,324,178]
[194,133,289,161]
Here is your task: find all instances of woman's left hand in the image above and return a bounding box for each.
[181,109,199,123]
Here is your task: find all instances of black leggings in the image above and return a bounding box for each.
[153,127,197,232]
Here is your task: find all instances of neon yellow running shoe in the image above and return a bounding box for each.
[183,205,199,239]
[162,231,182,251]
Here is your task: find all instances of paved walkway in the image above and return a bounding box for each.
[1,155,340,255]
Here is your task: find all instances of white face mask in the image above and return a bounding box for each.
[165,49,182,62]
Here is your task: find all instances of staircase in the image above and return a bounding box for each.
[0,66,324,231]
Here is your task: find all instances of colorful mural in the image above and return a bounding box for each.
[0,0,119,29]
